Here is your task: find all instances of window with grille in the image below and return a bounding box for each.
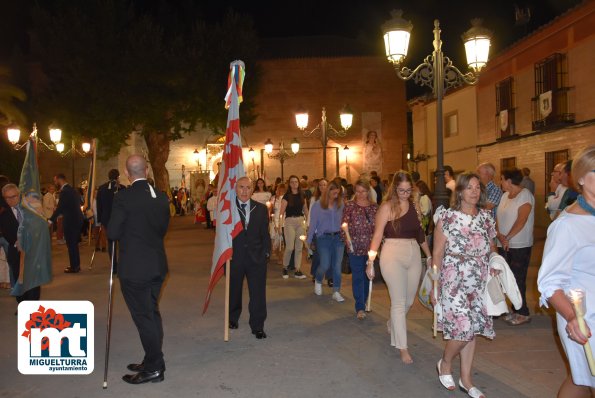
[531,53,574,130]
[545,149,569,196]
[444,111,458,138]
[495,77,515,139]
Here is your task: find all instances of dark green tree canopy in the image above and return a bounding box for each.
[29,0,260,158]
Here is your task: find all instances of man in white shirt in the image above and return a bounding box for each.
[42,184,57,219]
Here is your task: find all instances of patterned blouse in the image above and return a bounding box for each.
[341,200,378,256]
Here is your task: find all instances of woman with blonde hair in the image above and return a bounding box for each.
[538,145,595,397]
[307,181,346,301]
[367,171,432,363]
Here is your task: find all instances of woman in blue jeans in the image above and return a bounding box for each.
[307,181,345,302]
[342,179,378,319]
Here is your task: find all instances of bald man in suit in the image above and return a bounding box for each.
[108,155,170,385]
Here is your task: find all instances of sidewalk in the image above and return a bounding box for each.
[0,217,566,397]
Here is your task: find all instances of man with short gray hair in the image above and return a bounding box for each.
[477,162,502,217]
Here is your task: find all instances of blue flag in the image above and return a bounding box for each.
[12,138,52,296]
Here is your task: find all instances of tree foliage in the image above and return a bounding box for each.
[28,0,260,189]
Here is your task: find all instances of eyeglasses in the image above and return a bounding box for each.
[397,188,412,194]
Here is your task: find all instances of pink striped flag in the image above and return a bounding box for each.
[203,60,246,314]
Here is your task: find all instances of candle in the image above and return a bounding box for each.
[366,280,373,312]
[368,250,377,262]
[568,288,595,376]
[341,222,354,252]
[299,234,309,251]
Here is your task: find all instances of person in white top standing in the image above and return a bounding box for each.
[42,184,57,219]
[496,167,535,326]
[537,145,595,396]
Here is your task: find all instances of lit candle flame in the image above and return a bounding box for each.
[368,250,377,262]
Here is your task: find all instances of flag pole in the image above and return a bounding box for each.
[224,259,230,341]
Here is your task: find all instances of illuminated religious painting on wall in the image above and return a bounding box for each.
[362,112,383,176]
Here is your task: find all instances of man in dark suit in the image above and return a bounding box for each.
[0,184,41,303]
[107,155,170,385]
[229,176,271,339]
[96,168,125,273]
[50,174,84,273]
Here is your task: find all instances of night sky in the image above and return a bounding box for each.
[0,0,583,85]
[197,0,583,64]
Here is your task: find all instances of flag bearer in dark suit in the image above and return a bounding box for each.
[107,155,170,385]
[229,176,271,339]
[50,173,84,273]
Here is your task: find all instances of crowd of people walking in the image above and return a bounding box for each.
[2,144,594,394]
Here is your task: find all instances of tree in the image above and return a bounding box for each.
[28,0,260,191]
[0,66,27,128]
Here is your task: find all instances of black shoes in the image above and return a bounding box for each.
[127,362,145,372]
[122,369,164,384]
[252,330,267,339]
[327,279,334,287]
[64,267,80,273]
[229,321,238,329]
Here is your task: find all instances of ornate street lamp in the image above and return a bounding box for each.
[382,10,491,209]
[296,106,353,178]
[265,139,300,181]
[6,123,62,151]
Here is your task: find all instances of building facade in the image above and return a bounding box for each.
[411,1,595,227]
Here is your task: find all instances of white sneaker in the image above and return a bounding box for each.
[332,292,345,302]
[314,282,322,296]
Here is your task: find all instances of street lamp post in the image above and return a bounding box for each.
[343,145,351,182]
[192,148,202,172]
[6,123,62,151]
[382,10,491,209]
[6,123,91,184]
[264,138,300,181]
[296,106,353,178]
[248,147,257,179]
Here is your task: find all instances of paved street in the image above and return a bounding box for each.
[1,217,566,397]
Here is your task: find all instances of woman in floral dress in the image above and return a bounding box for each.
[432,172,497,398]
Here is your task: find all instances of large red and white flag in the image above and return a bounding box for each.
[203,60,246,314]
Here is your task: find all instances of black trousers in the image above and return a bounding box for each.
[8,256,41,303]
[498,246,532,316]
[229,258,267,332]
[120,276,165,372]
[17,286,41,303]
[64,224,81,270]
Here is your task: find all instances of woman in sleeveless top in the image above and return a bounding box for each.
[367,171,432,364]
[280,175,308,279]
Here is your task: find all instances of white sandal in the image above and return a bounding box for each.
[436,359,455,390]
[459,379,485,398]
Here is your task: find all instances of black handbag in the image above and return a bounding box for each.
[341,248,351,274]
